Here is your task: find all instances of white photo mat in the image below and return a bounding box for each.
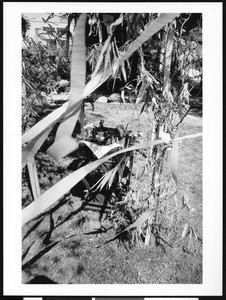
[3,1,222,297]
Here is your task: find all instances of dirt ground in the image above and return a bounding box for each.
[22,102,202,284]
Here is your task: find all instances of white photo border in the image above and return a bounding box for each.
[3,1,222,296]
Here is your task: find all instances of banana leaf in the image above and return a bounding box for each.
[22,132,202,226]
[120,13,179,62]
[22,13,179,166]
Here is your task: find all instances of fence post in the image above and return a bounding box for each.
[27,157,41,201]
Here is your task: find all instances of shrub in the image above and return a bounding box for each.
[22,38,70,96]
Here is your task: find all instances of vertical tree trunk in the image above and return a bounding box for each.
[151,25,175,228]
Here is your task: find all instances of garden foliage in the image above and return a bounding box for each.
[22,13,202,252]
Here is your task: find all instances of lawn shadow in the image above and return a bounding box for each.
[22,241,59,270]
[22,240,36,261]
[22,198,84,267]
[22,196,69,235]
[27,275,57,284]
[54,204,85,229]
[22,196,70,252]
[22,217,45,241]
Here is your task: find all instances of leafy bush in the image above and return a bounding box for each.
[22,38,70,95]
[22,38,71,132]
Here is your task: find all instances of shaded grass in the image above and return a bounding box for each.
[22,103,202,284]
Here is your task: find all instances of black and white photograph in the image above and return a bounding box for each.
[3,1,222,297]
[21,11,204,285]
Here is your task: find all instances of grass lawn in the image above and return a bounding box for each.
[22,103,202,284]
